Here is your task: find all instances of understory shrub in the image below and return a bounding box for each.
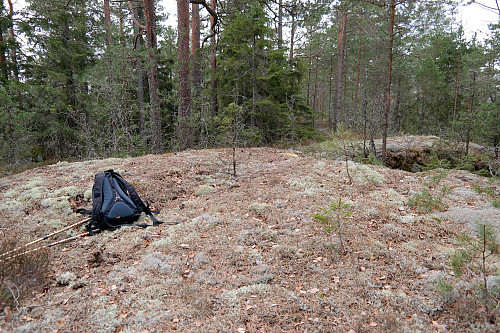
[0,234,50,310]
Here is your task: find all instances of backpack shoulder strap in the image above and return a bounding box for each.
[118,175,163,225]
[110,170,147,212]
[86,171,107,232]
[112,171,164,226]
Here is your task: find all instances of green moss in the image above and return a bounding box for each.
[223,283,274,307]
[83,188,93,201]
[18,186,47,202]
[51,186,81,199]
[248,202,273,215]
[40,197,71,211]
[41,219,65,230]
[195,184,216,197]
[368,189,405,207]
[271,244,303,259]
[352,164,386,186]
[56,272,77,286]
[21,178,45,190]
[150,237,173,249]
[0,200,22,211]
[4,189,18,199]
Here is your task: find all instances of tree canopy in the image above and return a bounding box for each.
[0,0,498,167]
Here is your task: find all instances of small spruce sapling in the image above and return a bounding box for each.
[313,198,353,254]
[450,222,500,323]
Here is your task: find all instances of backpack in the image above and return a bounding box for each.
[80,170,162,232]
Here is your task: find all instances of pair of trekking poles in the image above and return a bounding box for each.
[0,218,94,262]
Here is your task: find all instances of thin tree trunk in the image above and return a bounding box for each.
[362,70,369,157]
[382,0,395,166]
[278,0,283,49]
[289,1,296,61]
[333,12,348,132]
[313,56,318,111]
[453,56,461,121]
[0,8,7,82]
[484,51,491,104]
[465,71,476,156]
[119,1,130,150]
[354,24,363,110]
[7,0,21,107]
[210,0,217,116]
[192,2,201,92]
[394,77,401,132]
[132,6,145,137]
[251,34,257,126]
[328,55,334,129]
[177,0,192,150]
[250,35,257,126]
[144,0,162,153]
[104,0,112,47]
[7,0,16,80]
[307,42,312,106]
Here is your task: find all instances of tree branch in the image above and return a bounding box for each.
[190,0,218,44]
[128,1,146,31]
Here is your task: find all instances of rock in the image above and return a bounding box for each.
[387,143,403,153]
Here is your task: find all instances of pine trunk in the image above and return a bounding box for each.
[210,0,218,116]
[382,1,395,166]
[177,0,192,150]
[333,12,348,132]
[143,0,162,153]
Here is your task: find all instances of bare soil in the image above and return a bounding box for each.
[0,146,499,332]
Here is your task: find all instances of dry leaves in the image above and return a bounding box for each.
[432,320,448,332]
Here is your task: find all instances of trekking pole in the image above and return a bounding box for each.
[0,229,97,262]
[0,217,91,259]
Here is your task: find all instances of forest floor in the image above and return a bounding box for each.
[0,139,499,332]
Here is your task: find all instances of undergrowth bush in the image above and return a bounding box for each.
[313,198,353,254]
[407,190,446,213]
[449,223,500,324]
[0,234,50,310]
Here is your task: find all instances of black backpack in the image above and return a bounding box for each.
[80,170,162,232]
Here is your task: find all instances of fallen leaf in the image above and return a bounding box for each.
[369,322,378,327]
[237,328,246,333]
[119,312,128,319]
[3,306,12,322]
[432,320,448,332]
[307,288,320,294]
